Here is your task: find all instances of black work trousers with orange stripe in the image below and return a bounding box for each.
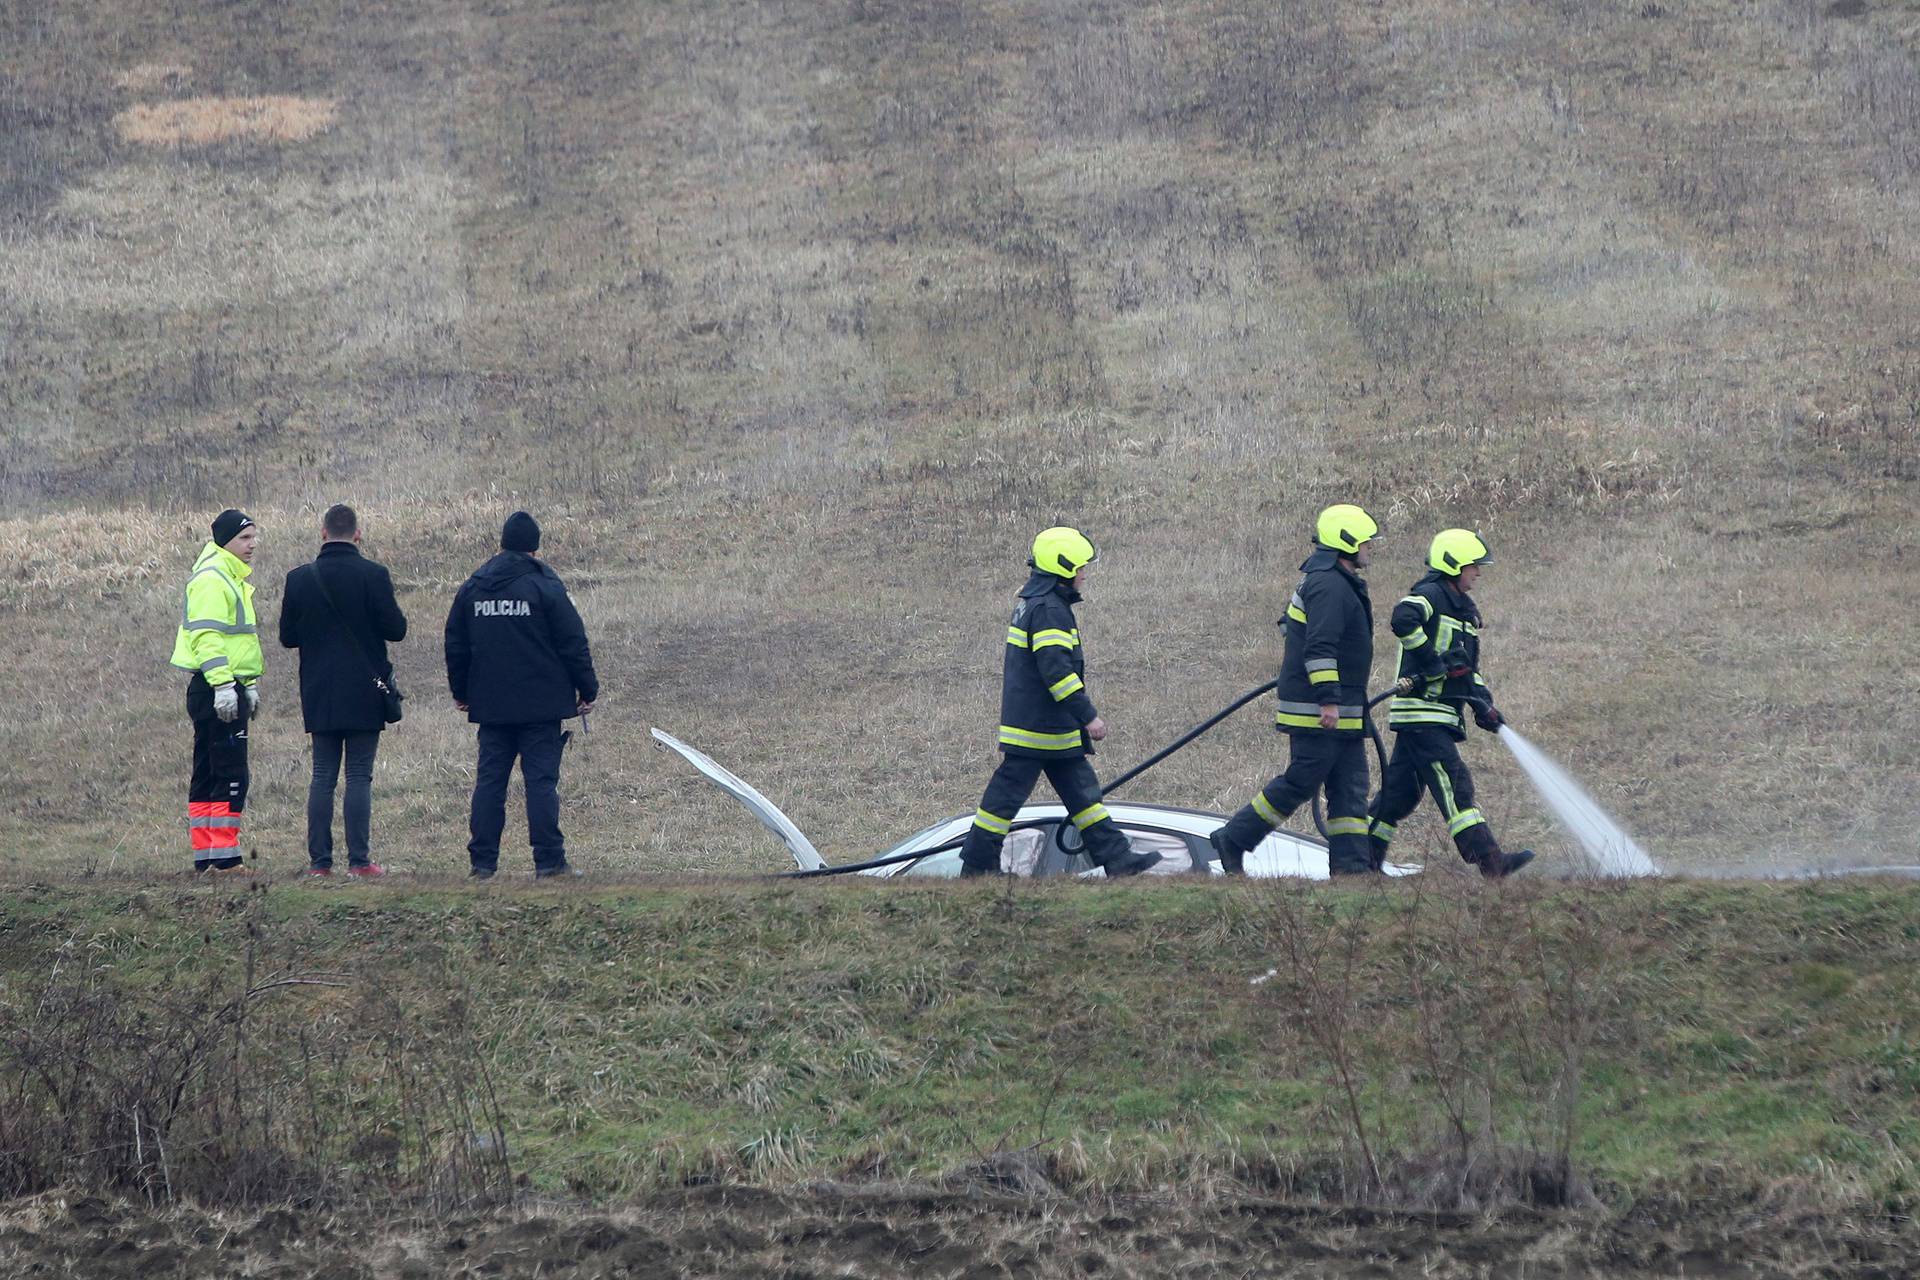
[187,673,250,870]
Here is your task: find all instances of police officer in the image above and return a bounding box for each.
[445,511,599,879]
[958,528,1161,879]
[169,509,263,873]
[1367,530,1534,879]
[1209,504,1379,876]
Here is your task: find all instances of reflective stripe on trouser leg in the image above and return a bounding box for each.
[972,808,1013,835]
[189,688,248,868]
[190,800,242,865]
[1041,757,1132,868]
[962,755,1044,871]
[1220,733,1345,854]
[1419,742,1492,863]
[1323,736,1374,875]
[1428,758,1486,835]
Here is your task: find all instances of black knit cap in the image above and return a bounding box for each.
[501,510,541,553]
[211,509,255,547]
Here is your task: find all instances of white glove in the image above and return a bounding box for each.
[244,684,259,715]
[213,683,240,722]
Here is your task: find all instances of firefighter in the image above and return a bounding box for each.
[168,509,264,873]
[1366,529,1534,878]
[957,528,1162,879]
[1209,504,1379,876]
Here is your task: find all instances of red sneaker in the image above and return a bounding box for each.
[346,863,386,879]
[305,867,332,877]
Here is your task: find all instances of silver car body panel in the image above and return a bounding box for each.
[653,728,1421,879]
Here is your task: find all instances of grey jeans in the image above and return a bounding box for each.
[308,731,380,869]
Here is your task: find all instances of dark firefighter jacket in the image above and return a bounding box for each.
[997,572,1099,758]
[1387,568,1488,739]
[444,552,599,725]
[1275,548,1373,737]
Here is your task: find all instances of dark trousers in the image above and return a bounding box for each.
[1368,726,1496,865]
[186,674,249,870]
[307,731,380,869]
[1220,731,1373,874]
[468,722,566,873]
[959,753,1133,873]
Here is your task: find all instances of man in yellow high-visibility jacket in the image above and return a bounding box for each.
[168,509,264,872]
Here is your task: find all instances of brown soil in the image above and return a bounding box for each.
[0,1187,1912,1279]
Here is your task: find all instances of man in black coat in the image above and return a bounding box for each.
[445,511,599,879]
[278,504,408,877]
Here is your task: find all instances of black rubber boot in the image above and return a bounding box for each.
[1479,848,1536,879]
[1101,849,1164,878]
[1207,828,1246,877]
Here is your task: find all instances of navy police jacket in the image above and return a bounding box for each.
[444,551,598,725]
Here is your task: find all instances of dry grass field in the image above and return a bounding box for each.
[3,0,1918,881]
[5,5,1920,1259]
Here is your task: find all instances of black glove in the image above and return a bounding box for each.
[1441,644,1475,679]
[1472,703,1503,732]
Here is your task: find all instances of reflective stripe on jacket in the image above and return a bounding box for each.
[1275,549,1373,736]
[169,541,262,686]
[1387,569,1487,739]
[996,572,1097,758]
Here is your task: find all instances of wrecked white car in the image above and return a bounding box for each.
[651,729,1420,880]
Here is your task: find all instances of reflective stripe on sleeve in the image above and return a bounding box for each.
[199,656,230,672]
[1397,630,1426,649]
[1047,672,1085,701]
[1030,629,1077,650]
[1006,627,1031,648]
[1399,594,1434,619]
[184,619,258,635]
[1307,668,1339,685]
[1285,592,1308,625]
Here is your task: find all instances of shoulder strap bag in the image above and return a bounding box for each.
[310,562,405,723]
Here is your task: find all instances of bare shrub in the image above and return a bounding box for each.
[1033,17,1173,141]
[1259,878,1622,1211]
[0,920,511,1209]
[1186,2,1373,149]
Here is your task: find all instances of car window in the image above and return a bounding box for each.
[1039,823,1198,876]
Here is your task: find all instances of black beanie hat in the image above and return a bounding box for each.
[501,510,541,553]
[211,509,255,547]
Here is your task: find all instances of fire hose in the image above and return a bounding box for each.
[782,680,1282,879]
[784,678,1421,879]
